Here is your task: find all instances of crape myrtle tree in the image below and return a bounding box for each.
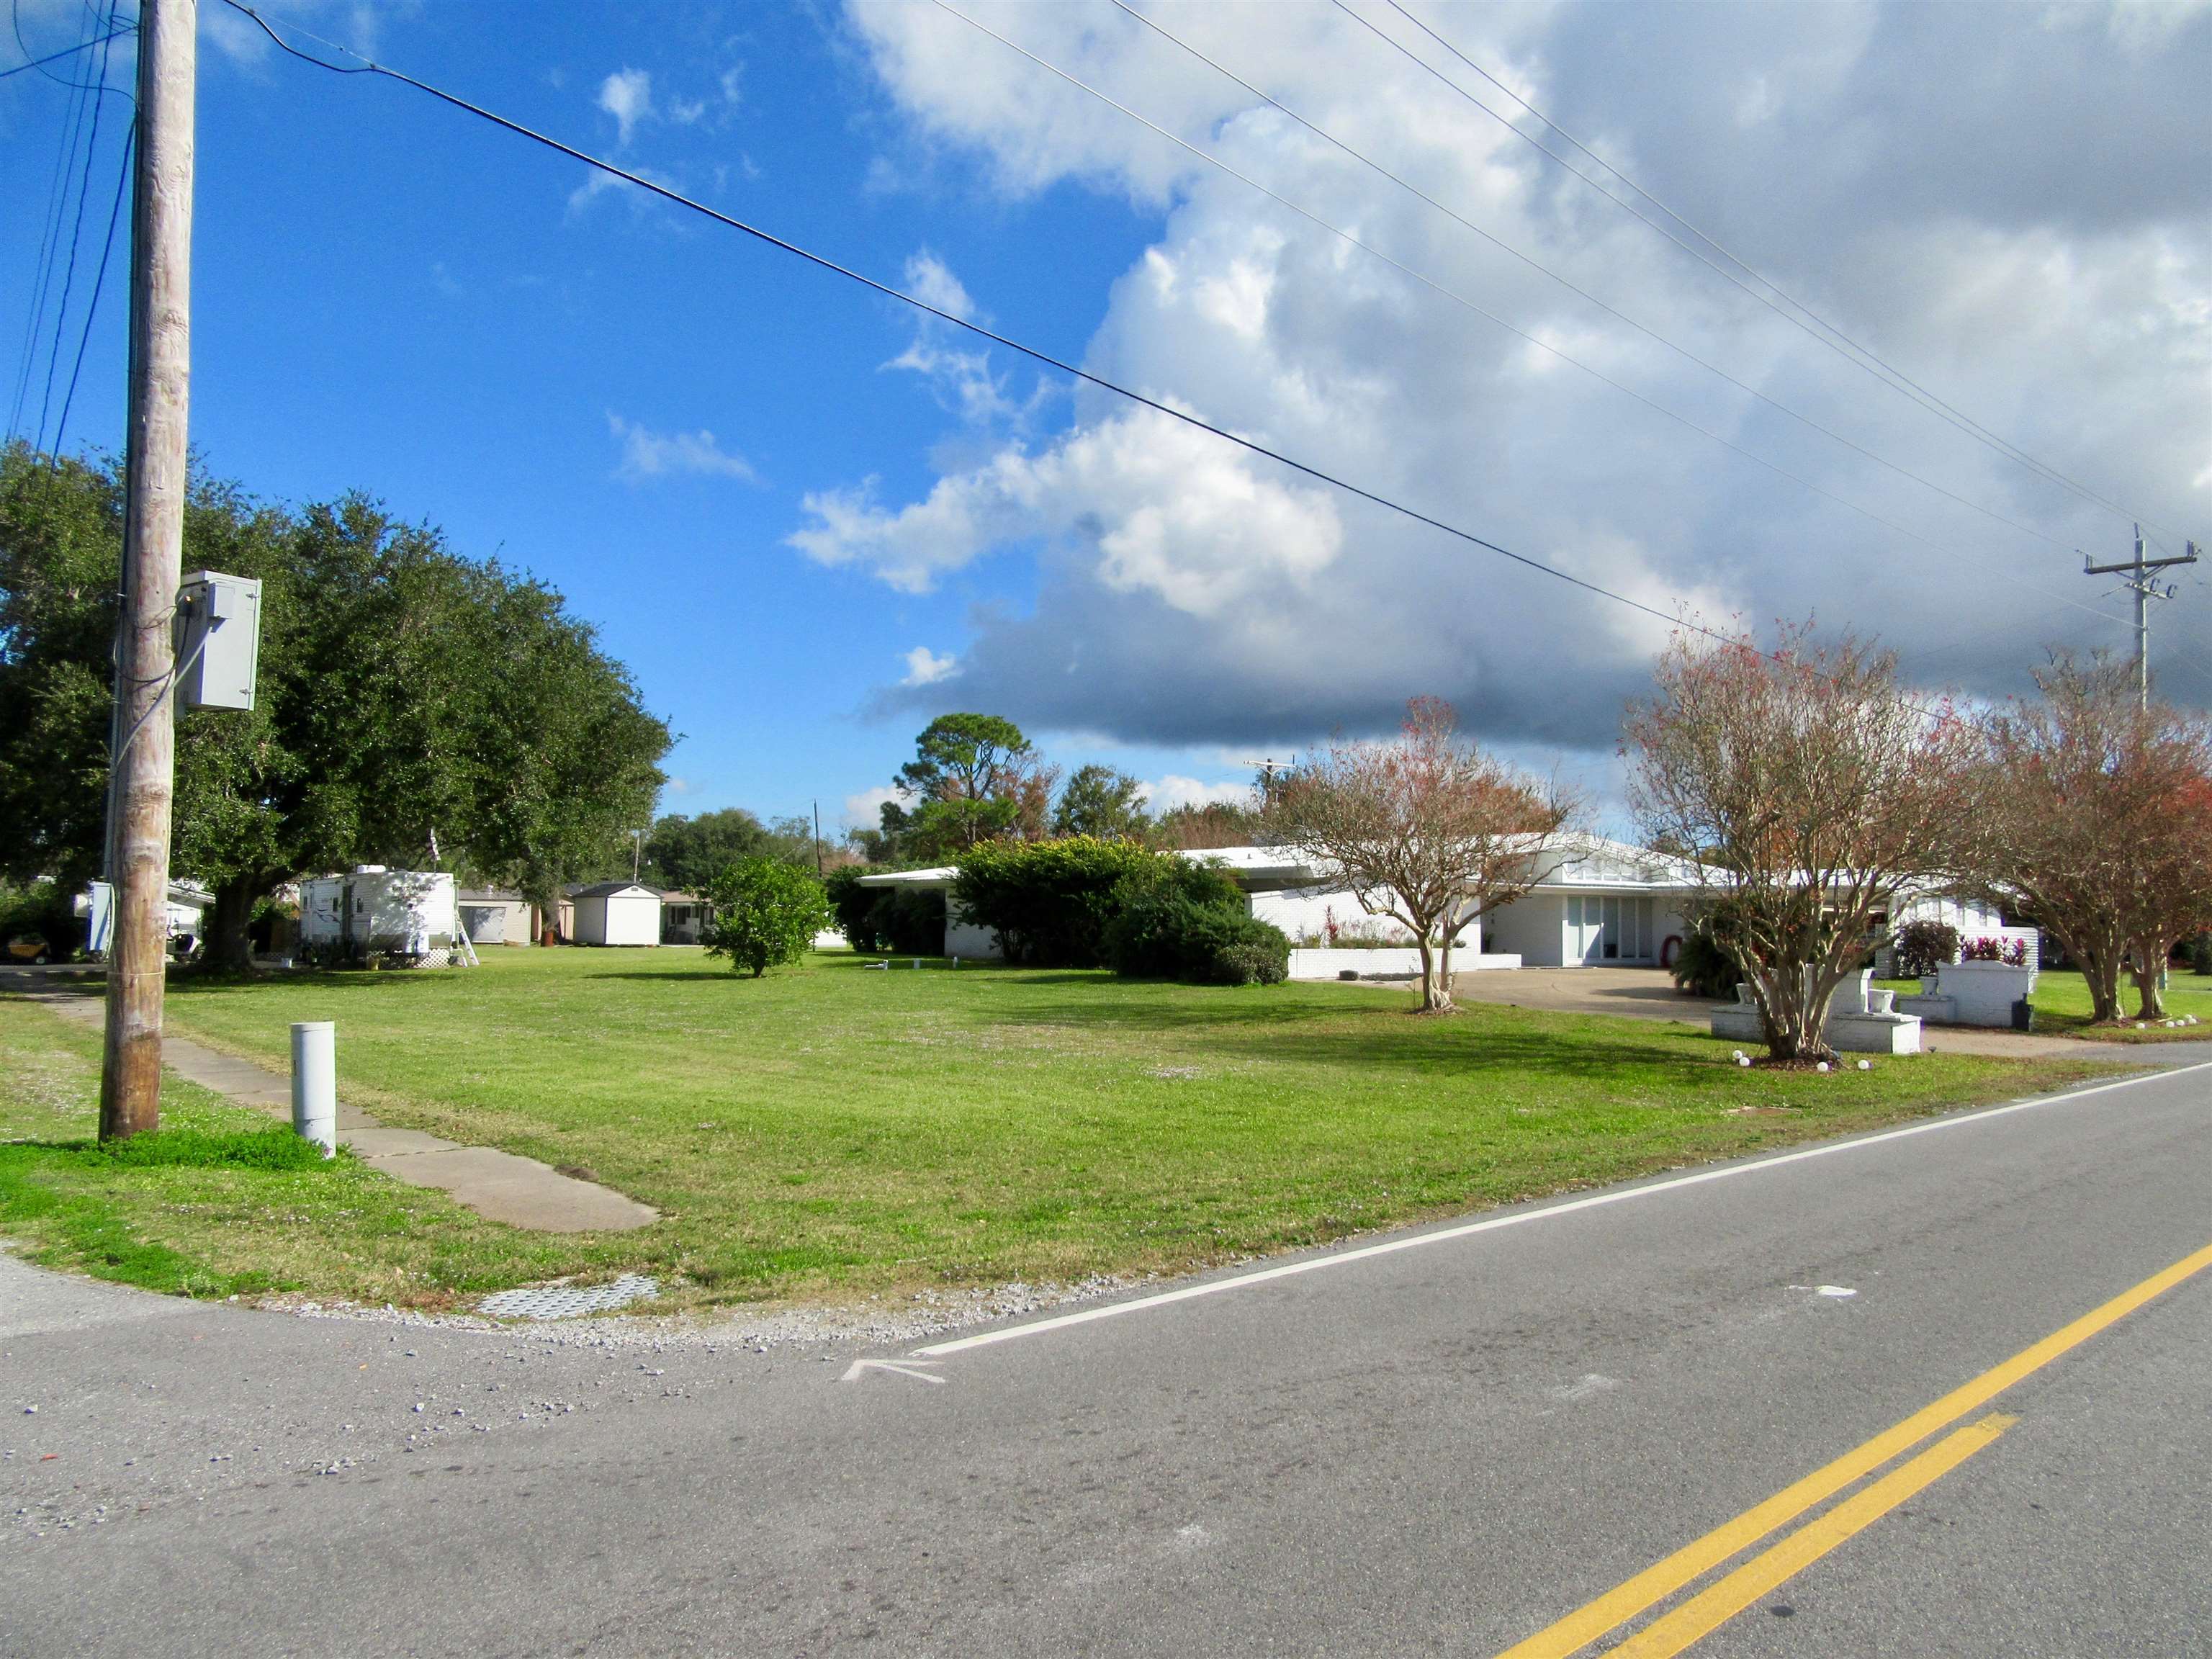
[0,445,669,968]
[1624,623,1977,1063]
[1969,657,2212,1022]
[1262,698,1575,1013]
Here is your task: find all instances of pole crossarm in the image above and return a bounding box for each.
[2083,527,2200,712]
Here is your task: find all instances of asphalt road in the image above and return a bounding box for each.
[6,1053,2211,1658]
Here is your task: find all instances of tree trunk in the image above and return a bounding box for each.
[1754,963,1838,1062]
[2130,938,2167,1020]
[2080,945,2123,1022]
[1413,932,1451,1012]
[205,878,262,973]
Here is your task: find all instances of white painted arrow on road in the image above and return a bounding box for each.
[839,1357,945,1385]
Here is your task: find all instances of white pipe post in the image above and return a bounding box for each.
[289,1021,336,1156]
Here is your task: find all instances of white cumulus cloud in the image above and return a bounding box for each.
[1138,775,1254,813]
[597,67,652,145]
[608,414,758,484]
[901,647,960,686]
[790,403,1341,613]
[814,0,2209,751]
[842,785,907,830]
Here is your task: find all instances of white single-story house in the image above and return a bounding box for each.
[567,881,663,947]
[1475,838,1699,968]
[660,891,709,945]
[1231,836,1698,968]
[853,839,2020,980]
[854,837,1699,970]
[456,889,534,945]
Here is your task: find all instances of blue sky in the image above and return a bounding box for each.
[6,1,2207,837]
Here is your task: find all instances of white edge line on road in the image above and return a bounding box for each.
[912,1058,2212,1360]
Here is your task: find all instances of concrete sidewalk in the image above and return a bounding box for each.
[5,983,656,1234]
[1444,964,2121,1058]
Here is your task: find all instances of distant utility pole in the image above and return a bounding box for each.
[100,0,197,1143]
[2085,526,2199,711]
[812,801,824,877]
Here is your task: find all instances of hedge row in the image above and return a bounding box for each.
[953,837,1287,986]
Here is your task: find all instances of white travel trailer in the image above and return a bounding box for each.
[300,868,458,960]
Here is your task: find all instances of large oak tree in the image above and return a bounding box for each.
[0,444,670,967]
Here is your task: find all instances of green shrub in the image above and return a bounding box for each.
[1892,920,1961,978]
[874,887,947,956]
[1203,917,1292,986]
[1103,862,1288,985]
[702,858,830,978]
[2185,931,2211,976]
[825,866,881,946]
[951,837,1165,967]
[1668,928,1739,998]
[827,868,948,956]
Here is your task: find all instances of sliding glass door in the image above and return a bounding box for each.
[1565,894,1659,963]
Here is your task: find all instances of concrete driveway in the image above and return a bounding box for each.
[1444,966,2096,1058]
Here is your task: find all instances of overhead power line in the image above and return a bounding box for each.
[7,0,101,441]
[222,0,1999,720]
[1350,0,2180,541]
[33,1,124,455]
[936,0,2131,634]
[51,112,135,457]
[0,17,132,81]
[220,0,2164,721]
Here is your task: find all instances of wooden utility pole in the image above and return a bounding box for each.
[101,0,197,1141]
[2084,526,2200,714]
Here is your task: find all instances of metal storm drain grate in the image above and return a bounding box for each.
[478,1274,660,1321]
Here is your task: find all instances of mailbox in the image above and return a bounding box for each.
[175,570,262,711]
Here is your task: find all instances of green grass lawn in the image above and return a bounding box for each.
[9,948,2108,1309]
[1879,967,2212,1041]
[0,1002,582,1304]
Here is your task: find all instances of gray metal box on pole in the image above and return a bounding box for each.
[174,569,262,711]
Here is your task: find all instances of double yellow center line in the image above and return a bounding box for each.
[1498,1238,2212,1658]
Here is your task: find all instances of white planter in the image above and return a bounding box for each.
[1291,947,1426,981]
[1287,948,1521,982]
[1933,961,2037,1027]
